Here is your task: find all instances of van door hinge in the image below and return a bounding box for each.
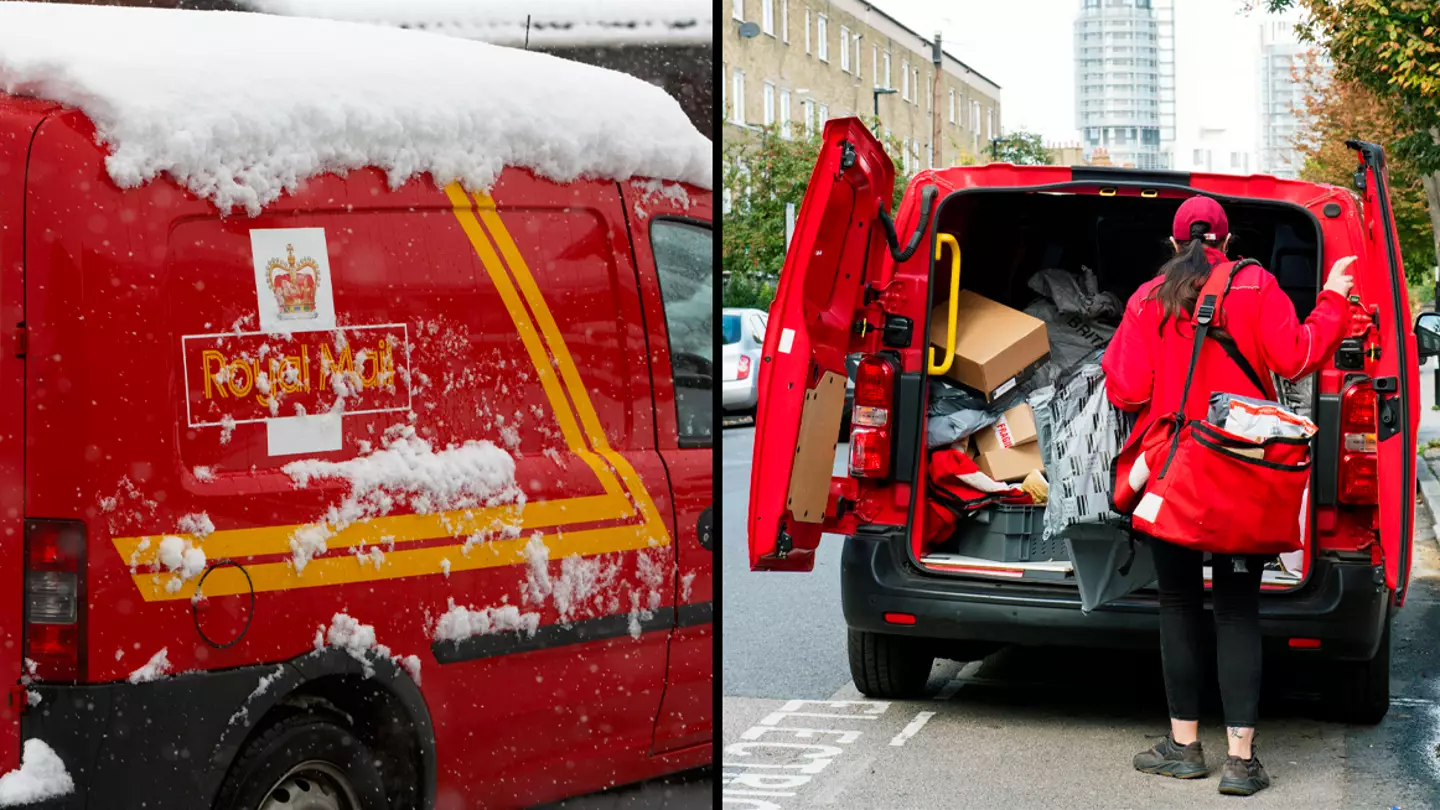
[775,522,793,558]
[1374,376,1400,441]
[13,322,24,358]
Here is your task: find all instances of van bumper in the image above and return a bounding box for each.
[18,664,274,810]
[841,529,1391,662]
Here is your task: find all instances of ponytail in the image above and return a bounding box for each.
[1148,221,1220,333]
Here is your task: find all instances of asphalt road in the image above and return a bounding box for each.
[722,423,1440,810]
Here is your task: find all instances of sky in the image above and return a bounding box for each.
[879,0,1300,154]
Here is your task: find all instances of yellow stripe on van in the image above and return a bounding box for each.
[472,193,669,542]
[444,183,631,508]
[130,521,662,602]
[111,494,625,564]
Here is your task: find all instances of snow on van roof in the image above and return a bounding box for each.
[246,0,712,48]
[0,2,711,215]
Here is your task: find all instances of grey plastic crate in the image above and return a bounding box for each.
[953,505,1067,562]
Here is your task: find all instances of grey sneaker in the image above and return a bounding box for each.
[1218,754,1271,796]
[1134,734,1209,779]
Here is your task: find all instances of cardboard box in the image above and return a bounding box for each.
[929,292,1050,402]
[974,403,1038,454]
[972,438,1045,483]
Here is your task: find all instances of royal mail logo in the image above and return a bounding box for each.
[267,244,321,320]
[251,228,336,333]
[181,325,411,428]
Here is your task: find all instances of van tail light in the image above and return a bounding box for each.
[1338,384,1378,505]
[849,355,897,479]
[24,520,85,682]
[736,354,752,381]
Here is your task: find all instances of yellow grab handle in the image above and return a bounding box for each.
[927,233,961,375]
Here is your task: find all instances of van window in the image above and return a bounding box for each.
[651,219,713,446]
[722,314,742,344]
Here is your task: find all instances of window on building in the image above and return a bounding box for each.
[989,108,996,139]
[913,68,920,104]
[732,70,745,125]
[854,36,861,78]
[949,89,956,123]
[1230,151,1240,169]
[761,0,774,34]
[817,15,828,62]
[804,9,810,53]
[650,219,714,447]
[839,26,850,71]
[779,89,791,139]
[781,0,789,42]
[883,52,892,89]
[872,45,878,84]
[803,99,815,135]
[971,100,980,132]
[926,76,932,111]
[901,59,909,99]
[733,0,743,22]
[763,82,775,126]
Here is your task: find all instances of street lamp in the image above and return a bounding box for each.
[872,86,897,120]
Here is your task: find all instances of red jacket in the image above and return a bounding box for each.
[1102,248,1349,437]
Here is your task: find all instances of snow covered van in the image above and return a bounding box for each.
[0,5,712,809]
[749,118,1422,724]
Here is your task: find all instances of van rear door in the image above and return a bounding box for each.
[0,95,52,771]
[1350,140,1418,606]
[748,118,893,572]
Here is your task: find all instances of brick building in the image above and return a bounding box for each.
[723,0,1001,172]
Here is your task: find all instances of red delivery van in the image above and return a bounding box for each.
[750,117,1424,725]
[0,4,713,809]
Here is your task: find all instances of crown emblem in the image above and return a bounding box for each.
[266,244,321,320]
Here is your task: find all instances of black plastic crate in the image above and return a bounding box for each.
[952,505,1067,562]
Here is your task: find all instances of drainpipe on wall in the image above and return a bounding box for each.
[932,32,942,169]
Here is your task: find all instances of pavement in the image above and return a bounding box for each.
[722,387,1440,810]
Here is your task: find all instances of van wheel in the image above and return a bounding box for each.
[1324,620,1391,725]
[215,714,388,810]
[848,629,934,698]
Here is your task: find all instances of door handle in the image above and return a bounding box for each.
[697,507,713,552]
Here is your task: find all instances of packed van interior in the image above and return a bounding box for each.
[910,188,1324,589]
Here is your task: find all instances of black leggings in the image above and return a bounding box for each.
[1149,536,1267,728]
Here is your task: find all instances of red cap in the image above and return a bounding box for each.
[1172,196,1229,242]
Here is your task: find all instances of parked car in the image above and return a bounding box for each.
[0,5,712,808]
[722,307,767,413]
[749,117,1422,725]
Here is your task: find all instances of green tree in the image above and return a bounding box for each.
[1261,0,1440,269]
[988,131,1055,166]
[721,120,914,309]
[1293,50,1437,278]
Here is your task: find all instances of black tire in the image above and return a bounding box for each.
[848,628,934,699]
[214,713,388,810]
[1324,619,1391,725]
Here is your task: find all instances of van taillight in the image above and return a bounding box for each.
[850,355,896,478]
[24,520,84,681]
[1338,385,1378,505]
[737,354,752,381]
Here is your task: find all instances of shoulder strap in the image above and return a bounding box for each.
[1174,260,1244,420]
[1209,332,1269,397]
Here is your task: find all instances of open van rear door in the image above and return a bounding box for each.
[1350,140,1418,606]
[747,118,894,572]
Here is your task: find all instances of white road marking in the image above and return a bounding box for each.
[889,710,936,747]
[1391,696,1435,707]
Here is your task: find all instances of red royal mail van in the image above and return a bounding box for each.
[0,9,712,808]
[750,117,1424,725]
